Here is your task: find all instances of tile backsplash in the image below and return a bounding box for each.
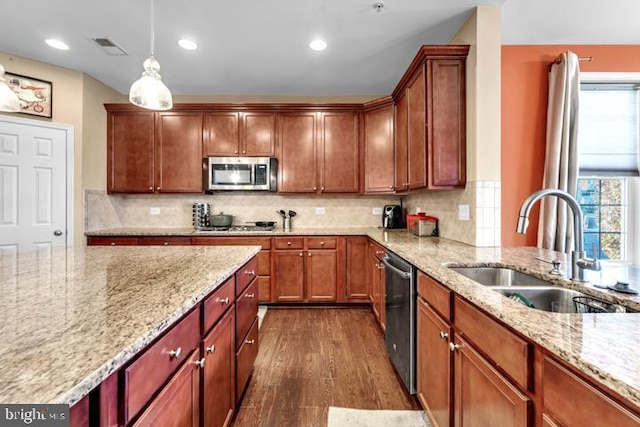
[85,182,500,247]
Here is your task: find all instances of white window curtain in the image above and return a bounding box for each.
[537,51,581,252]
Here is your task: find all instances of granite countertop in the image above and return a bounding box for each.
[0,245,260,405]
[87,226,640,409]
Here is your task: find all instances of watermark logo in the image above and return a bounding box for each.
[1,405,69,426]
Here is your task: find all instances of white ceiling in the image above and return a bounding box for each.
[0,0,638,97]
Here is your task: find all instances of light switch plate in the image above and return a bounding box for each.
[149,207,161,215]
[458,204,470,221]
[315,207,326,215]
[373,207,383,215]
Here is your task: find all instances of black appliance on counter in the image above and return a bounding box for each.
[383,205,404,229]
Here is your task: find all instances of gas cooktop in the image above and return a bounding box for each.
[195,225,276,232]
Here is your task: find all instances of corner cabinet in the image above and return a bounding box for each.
[105,105,203,194]
[277,111,359,193]
[392,46,468,192]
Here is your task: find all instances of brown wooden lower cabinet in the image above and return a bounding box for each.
[368,241,385,331]
[69,394,90,427]
[542,356,640,427]
[273,250,305,301]
[202,309,235,427]
[236,317,259,404]
[417,298,451,427]
[452,335,530,427]
[345,236,370,301]
[132,348,201,427]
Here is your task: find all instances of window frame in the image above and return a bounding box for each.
[579,72,640,265]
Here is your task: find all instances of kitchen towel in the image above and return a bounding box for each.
[327,407,430,427]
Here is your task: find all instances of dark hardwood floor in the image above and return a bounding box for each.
[232,307,420,427]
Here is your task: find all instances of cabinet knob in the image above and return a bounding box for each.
[287,241,292,246]
[377,263,384,269]
[245,269,255,276]
[389,185,393,189]
[242,150,246,154]
[245,339,255,345]
[149,187,153,191]
[193,358,206,368]
[449,342,461,352]
[206,345,215,354]
[169,347,183,359]
[110,242,116,246]
[234,150,238,154]
[163,242,169,246]
[299,252,303,257]
[216,297,229,305]
[245,293,255,299]
[439,331,449,340]
[308,253,312,257]
[313,187,317,191]
[320,241,325,246]
[156,187,160,191]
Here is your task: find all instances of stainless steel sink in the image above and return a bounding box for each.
[493,286,585,313]
[449,267,552,287]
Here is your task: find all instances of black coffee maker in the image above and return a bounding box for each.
[382,205,404,229]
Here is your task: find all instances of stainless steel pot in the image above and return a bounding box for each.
[209,212,234,227]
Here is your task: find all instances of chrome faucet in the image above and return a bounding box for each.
[516,188,601,282]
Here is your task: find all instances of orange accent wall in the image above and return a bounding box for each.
[501,45,640,247]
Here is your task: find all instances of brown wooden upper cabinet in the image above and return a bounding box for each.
[392,45,468,191]
[278,111,359,193]
[364,101,394,194]
[106,106,203,193]
[203,111,276,157]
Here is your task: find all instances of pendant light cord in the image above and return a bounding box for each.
[149,0,155,57]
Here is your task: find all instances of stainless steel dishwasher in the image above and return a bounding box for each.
[382,251,417,394]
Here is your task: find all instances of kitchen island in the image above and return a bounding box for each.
[86,226,640,414]
[0,244,260,407]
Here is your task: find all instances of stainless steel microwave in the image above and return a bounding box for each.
[204,157,277,192]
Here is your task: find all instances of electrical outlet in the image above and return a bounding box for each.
[416,207,423,213]
[373,207,383,215]
[315,207,326,215]
[458,204,470,221]
[149,207,161,215]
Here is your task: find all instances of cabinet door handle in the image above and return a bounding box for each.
[308,253,312,257]
[193,358,206,368]
[245,339,255,345]
[216,297,229,305]
[375,250,384,255]
[245,270,255,276]
[321,187,325,191]
[449,342,461,352]
[169,347,182,359]
[206,345,215,354]
[156,187,161,191]
[242,150,246,154]
[149,187,153,191]
[245,293,255,299]
[299,252,303,257]
[439,331,449,340]
[313,187,317,191]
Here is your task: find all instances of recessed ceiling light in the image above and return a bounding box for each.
[309,39,327,51]
[45,39,69,51]
[178,39,198,50]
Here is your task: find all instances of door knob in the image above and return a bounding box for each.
[53,229,63,236]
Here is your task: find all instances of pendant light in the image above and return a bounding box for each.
[129,0,173,110]
[0,63,21,112]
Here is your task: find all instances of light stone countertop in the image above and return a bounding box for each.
[87,226,640,409]
[0,245,260,405]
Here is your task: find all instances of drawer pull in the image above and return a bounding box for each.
[245,270,255,276]
[163,242,169,246]
[110,242,116,246]
[299,252,303,257]
[308,253,312,257]
[216,297,229,305]
[449,342,461,352]
[245,293,255,299]
[320,241,325,246]
[439,331,449,340]
[375,250,385,256]
[169,347,183,359]
[245,339,255,345]
[287,241,292,246]
[193,358,206,368]
[206,345,215,354]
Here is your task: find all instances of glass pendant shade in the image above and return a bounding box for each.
[0,64,21,112]
[129,0,173,111]
[129,56,172,110]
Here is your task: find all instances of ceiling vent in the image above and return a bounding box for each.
[92,37,128,56]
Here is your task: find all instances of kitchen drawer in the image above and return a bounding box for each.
[543,356,640,427]
[306,236,337,249]
[454,296,531,391]
[122,307,200,424]
[236,257,258,296]
[203,276,235,334]
[236,317,259,403]
[138,236,192,246]
[274,237,304,250]
[236,279,258,350]
[193,236,272,250]
[87,236,139,246]
[418,271,451,320]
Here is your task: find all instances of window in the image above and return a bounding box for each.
[578,73,640,263]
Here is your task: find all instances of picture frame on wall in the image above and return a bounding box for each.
[5,72,53,118]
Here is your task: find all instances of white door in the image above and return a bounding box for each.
[0,116,73,254]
